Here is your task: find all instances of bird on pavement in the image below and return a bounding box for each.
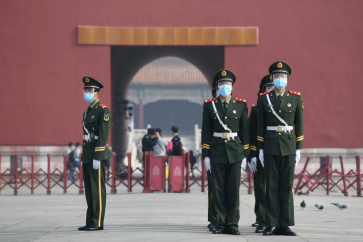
[297,191,303,196]
[331,203,347,210]
[315,204,324,210]
[300,200,306,209]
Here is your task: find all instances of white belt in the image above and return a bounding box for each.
[213,132,238,139]
[83,134,99,141]
[266,126,293,132]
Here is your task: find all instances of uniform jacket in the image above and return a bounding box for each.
[248,104,258,161]
[201,96,249,164]
[81,101,112,164]
[257,90,304,156]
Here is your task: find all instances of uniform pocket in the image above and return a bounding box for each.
[284,108,295,122]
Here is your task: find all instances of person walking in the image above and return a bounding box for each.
[248,75,274,233]
[257,62,304,236]
[78,76,111,231]
[201,69,249,235]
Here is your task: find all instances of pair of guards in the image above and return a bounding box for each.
[205,61,304,236]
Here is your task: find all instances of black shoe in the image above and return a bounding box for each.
[263,226,279,236]
[209,224,216,232]
[212,228,224,234]
[78,226,88,231]
[226,229,240,235]
[255,225,265,233]
[86,226,103,231]
[279,226,296,236]
[251,221,259,227]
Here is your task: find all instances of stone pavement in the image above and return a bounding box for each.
[0,186,362,242]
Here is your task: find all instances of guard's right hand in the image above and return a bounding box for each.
[259,149,264,167]
[250,157,257,173]
[204,157,211,173]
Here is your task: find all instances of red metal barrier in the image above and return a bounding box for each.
[201,159,206,192]
[240,167,254,193]
[168,154,186,193]
[146,153,166,192]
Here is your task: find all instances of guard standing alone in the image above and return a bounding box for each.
[257,62,304,236]
[201,70,249,235]
[78,76,111,231]
[248,75,274,233]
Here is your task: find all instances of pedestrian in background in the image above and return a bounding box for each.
[69,142,81,181]
[189,150,197,178]
[170,126,182,156]
[61,142,74,181]
[142,128,159,168]
[154,128,168,156]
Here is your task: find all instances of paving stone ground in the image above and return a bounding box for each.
[0,184,362,242]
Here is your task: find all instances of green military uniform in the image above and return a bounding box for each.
[257,62,304,228]
[248,74,273,230]
[249,103,266,227]
[81,76,111,230]
[202,70,249,233]
[207,171,216,227]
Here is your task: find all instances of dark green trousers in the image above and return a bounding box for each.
[211,161,241,231]
[207,171,216,224]
[83,161,107,228]
[264,154,295,227]
[253,158,266,227]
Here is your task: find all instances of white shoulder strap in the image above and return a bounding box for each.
[211,100,232,134]
[266,94,289,128]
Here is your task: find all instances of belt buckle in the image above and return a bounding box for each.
[276,126,283,132]
[222,133,228,139]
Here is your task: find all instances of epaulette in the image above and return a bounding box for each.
[289,90,301,96]
[235,98,246,102]
[204,98,217,103]
[259,91,271,96]
[99,104,107,109]
[252,104,257,107]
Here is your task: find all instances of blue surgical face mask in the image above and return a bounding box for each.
[218,85,232,97]
[273,79,287,89]
[84,93,95,103]
[216,89,220,97]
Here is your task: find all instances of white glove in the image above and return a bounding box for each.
[93,159,101,170]
[241,158,246,173]
[250,157,257,173]
[204,157,211,172]
[295,149,301,167]
[259,149,264,167]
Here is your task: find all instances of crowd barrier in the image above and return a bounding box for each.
[1,153,362,196]
[295,155,362,197]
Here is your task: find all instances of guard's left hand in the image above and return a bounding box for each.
[93,159,101,170]
[295,149,301,167]
[241,158,247,173]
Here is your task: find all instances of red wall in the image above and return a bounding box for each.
[0,0,362,147]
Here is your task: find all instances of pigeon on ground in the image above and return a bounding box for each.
[315,204,324,210]
[300,200,306,209]
[331,203,347,209]
[297,191,303,196]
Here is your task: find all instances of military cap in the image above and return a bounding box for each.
[269,61,292,76]
[212,69,236,88]
[82,76,104,89]
[259,74,273,91]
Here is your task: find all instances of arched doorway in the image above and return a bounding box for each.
[128,56,210,134]
[111,46,224,165]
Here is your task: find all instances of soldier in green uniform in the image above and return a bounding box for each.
[257,62,304,236]
[248,75,274,233]
[206,88,219,232]
[201,70,249,235]
[78,76,111,231]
